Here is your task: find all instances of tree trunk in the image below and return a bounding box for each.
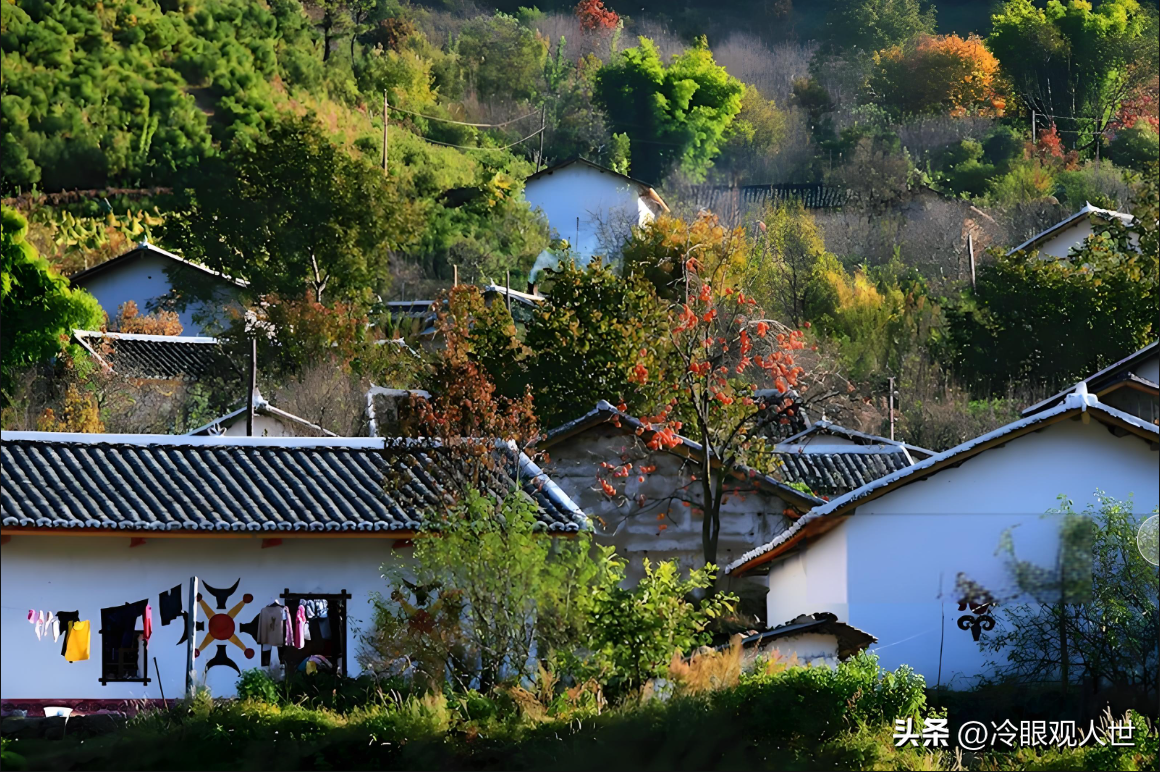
[322,13,333,63]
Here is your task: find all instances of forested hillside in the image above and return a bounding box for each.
[2,0,1158,449]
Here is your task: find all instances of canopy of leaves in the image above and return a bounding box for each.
[524,260,673,429]
[364,488,618,692]
[0,0,295,193]
[822,0,937,54]
[161,114,421,303]
[594,37,743,184]
[988,0,1159,149]
[456,13,548,103]
[1,206,104,397]
[869,34,1004,118]
[944,171,1159,393]
[986,494,1159,702]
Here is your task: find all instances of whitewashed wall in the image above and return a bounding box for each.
[0,536,407,700]
[748,632,841,669]
[525,164,659,278]
[74,253,239,336]
[767,417,1159,688]
[544,425,790,604]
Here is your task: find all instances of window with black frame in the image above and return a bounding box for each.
[279,589,350,678]
[99,601,151,685]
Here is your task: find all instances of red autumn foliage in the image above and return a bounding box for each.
[575,0,619,33]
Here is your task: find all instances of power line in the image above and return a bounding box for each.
[387,104,540,128]
[417,126,545,152]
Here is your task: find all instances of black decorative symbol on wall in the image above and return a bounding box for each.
[194,579,254,674]
[955,572,997,642]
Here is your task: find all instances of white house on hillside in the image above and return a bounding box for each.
[523,158,669,279]
[1008,202,1136,258]
[70,241,246,336]
[725,387,1159,689]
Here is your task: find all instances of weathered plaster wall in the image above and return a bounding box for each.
[544,425,791,603]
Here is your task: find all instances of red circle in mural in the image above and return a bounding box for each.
[243,593,254,603]
[244,648,255,659]
[208,613,235,641]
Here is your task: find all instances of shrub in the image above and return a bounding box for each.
[236,668,281,704]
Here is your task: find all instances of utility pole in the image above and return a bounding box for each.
[1031,110,1037,143]
[382,91,389,174]
[537,104,546,172]
[888,376,896,441]
[185,576,199,699]
[968,233,976,289]
[505,270,512,313]
[246,338,257,436]
[453,265,458,287]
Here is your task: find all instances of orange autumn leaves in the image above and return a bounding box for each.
[871,34,1005,118]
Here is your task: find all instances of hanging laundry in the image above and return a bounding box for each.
[56,611,79,657]
[35,611,46,641]
[45,612,58,643]
[143,603,153,642]
[65,620,91,662]
[101,601,148,679]
[254,603,287,646]
[293,605,308,649]
[158,585,182,626]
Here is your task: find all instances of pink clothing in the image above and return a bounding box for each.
[143,604,153,642]
[294,605,308,649]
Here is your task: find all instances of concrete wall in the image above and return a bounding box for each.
[74,253,239,336]
[211,414,304,438]
[1133,352,1160,385]
[767,416,1159,689]
[544,425,790,602]
[524,164,658,278]
[1,536,406,700]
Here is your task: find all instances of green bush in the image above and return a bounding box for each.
[237,668,281,704]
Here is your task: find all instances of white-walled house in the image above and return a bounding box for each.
[725,388,1159,689]
[0,433,586,710]
[69,242,246,336]
[1007,202,1136,258]
[523,159,669,279]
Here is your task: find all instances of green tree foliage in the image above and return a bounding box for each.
[945,171,1159,393]
[986,494,1159,703]
[1108,121,1160,172]
[364,488,619,691]
[456,13,548,103]
[0,0,299,193]
[988,0,1159,150]
[712,84,788,184]
[746,203,829,328]
[523,260,672,429]
[822,0,937,54]
[161,115,421,303]
[594,37,743,183]
[1,207,104,397]
[574,559,735,700]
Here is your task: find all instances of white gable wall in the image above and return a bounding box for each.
[0,536,407,701]
[768,417,1159,689]
[74,253,240,336]
[1134,352,1160,384]
[525,164,658,278]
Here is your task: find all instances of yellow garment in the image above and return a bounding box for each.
[305,660,318,675]
[64,620,90,662]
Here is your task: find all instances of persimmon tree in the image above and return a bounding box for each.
[112,301,183,336]
[597,216,831,569]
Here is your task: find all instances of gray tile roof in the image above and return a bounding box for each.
[770,448,914,496]
[1,434,587,534]
[73,331,233,381]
